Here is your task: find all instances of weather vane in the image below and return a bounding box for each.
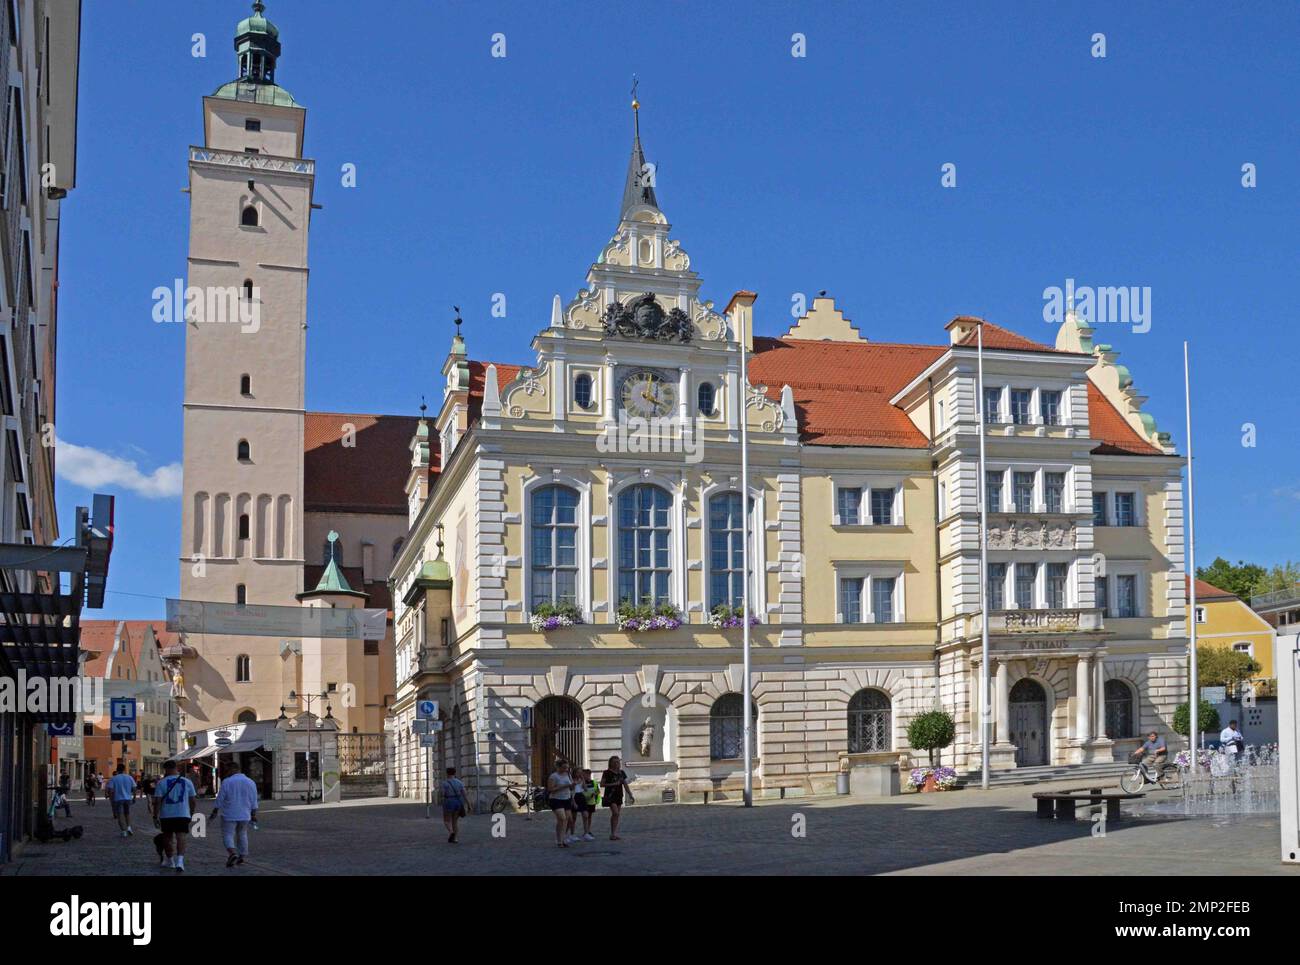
[419,394,427,417]
[453,305,462,337]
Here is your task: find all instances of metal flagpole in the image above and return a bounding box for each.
[1184,342,1199,749]
[976,321,991,790]
[740,304,754,808]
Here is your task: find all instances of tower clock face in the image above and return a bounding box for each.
[620,370,677,418]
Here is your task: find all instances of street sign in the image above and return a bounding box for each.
[416,699,438,720]
[1201,686,1227,704]
[419,734,438,747]
[214,737,233,747]
[110,698,136,740]
[429,720,444,732]
[46,723,74,738]
[411,719,429,735]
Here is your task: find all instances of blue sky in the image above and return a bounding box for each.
[56,1,1300,619]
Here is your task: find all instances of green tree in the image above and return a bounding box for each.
[1196,557,1265,602]
[907,710,956,766]
[1195,646,1260,690]
[1173,700,1220,738]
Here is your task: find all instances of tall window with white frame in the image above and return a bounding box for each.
[987,562,1007,610]
[1010,389,1033,425]
[708,492,749,611]
[1040,389,1062,426]
[839,576,864,623]
[617,484,672,606]
[1044,472,1066,513]
[872,577,897,623]
[1092,492,1108,526]
[1015,562,1037,609]
[870,487,895,525]
[1095,574,1109,615]
[984,387,1002,424]
[986,470,1004,513]
[1115,492,1138,527]
[1115,574,1138,617]
[1013,471,1034,513]
[1046,563,1069,608]
[836,485,862,524]
[531,485,579,609]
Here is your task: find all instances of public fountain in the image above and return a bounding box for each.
[1133,744,1280,817]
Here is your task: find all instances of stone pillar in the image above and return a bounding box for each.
[1076,656,1092,741]
[1094,656,1107,739]
[995,659,1009,744]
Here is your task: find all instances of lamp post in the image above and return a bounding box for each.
[282,691,332,803]
[975,320,992,790]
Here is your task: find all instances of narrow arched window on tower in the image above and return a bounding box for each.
[237,439,251,462]
[240,374,251,396]
[573,373,593,409]
[242,279,254,301]
[241,205,259,227]
[236,584,247,606]
[697,381,716,416]
[238,513,250,541]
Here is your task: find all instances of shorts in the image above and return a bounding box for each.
[160,817,191,835]
[550,798,573,812]
[574,794,596,814]
[603,789,623,808]
[112,800,131,818]
[442,801,464,815]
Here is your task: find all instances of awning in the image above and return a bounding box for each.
[214,739,264,755]
[169,745,219,762]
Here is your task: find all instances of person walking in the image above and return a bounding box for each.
[211,761,259,867]
[600,756,633,841]
[152,760,197,872]
[55,773,72,818]
[106,764,137,837]
[440,767,469,844]
[574,768,598,841]
[546,759,576,847]
[84,771,98,807]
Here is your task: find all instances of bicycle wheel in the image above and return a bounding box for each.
[490,793,509,814]
[1119,768,1146,794]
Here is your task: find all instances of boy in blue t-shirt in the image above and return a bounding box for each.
[152,760,197,871]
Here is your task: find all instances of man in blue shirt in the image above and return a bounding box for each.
[1130,730,1168,778]
[151,759,197,872]
[105,764,136,837]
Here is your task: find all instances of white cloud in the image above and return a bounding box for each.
[55,439,182,499]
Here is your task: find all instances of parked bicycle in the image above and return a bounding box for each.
[491,779,546,813]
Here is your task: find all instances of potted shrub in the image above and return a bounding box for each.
[528,601,582,632]
[907,710,957,773]
[709,604,760,629]
[616,599,683,632]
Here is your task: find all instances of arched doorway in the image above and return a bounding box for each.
[1009,679,1049,767]
[533,696,584,781]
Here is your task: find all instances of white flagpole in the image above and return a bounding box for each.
[1184,342,1199,749]
[976,322,991,790]
[740,305,754,808]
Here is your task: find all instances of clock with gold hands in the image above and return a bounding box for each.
[619,369,677,418]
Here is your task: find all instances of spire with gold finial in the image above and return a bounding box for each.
[620,75,659,218]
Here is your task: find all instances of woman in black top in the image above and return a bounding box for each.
[600,756,634,840]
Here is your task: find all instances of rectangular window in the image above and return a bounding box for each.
[1095,576,1108,616]
[244,118,261,131]
[1013,472,1035,513]
[1195,607,1206,625]
[870,488,895,525]
[1010,389,1033,425]
[987,563,1006,611]
[836,486,862,525]
[1040,390,1062,426]
[983,387,1002,424]
[440,617,450,647]
[1015,562,1037,609]
[839,577,864,623]
[938,481,947,519]
[294,752,321,781]
[1044,472,1066,513]
[1046,563,1069,608]
[1116,575,1138,617]
[1092,492,1108,526]
[986,471,1003,513]
[1115,492,1137,527]
[872,577,896,623]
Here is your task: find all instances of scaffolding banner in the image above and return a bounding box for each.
[166,599,387,640]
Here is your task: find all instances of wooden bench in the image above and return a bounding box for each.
[1032,786,1143,822]
[692,777,807,804]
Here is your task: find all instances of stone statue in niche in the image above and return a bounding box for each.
[637,716,656,758]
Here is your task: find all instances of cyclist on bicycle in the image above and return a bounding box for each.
[1130,731,1168,778]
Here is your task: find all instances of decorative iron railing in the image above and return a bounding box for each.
[189,146,314,176]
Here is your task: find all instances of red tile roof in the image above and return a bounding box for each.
[1186,576,1239,602]
[956,320,1062,353]
[1086,382,1163,456]
[749,337,944,448]
[304,412,426,515]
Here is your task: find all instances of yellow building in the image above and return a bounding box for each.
[388,99,1191,802]
[1192,578,1277,693]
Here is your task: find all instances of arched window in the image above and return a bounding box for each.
[237,439,251,461]
[710,693,757,760]
[697,381,716,416]
[235,655,251,682]
[236,584,247,605]
[617,484,672,606]
[708,491,749,611]
[847,688,892,753]
[1104,679,1136,738]
[236,709,257,723]
[238,514,250,541]
[241,205,259,227]
[531,485,579,608]
[573,373,593,410]
[240,374,251,395]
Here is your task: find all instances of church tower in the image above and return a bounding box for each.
[179,2,313,726]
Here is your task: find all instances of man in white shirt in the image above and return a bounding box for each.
[212,761,260,867]
[105,764,137,837]
[1220,720,1245,757]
